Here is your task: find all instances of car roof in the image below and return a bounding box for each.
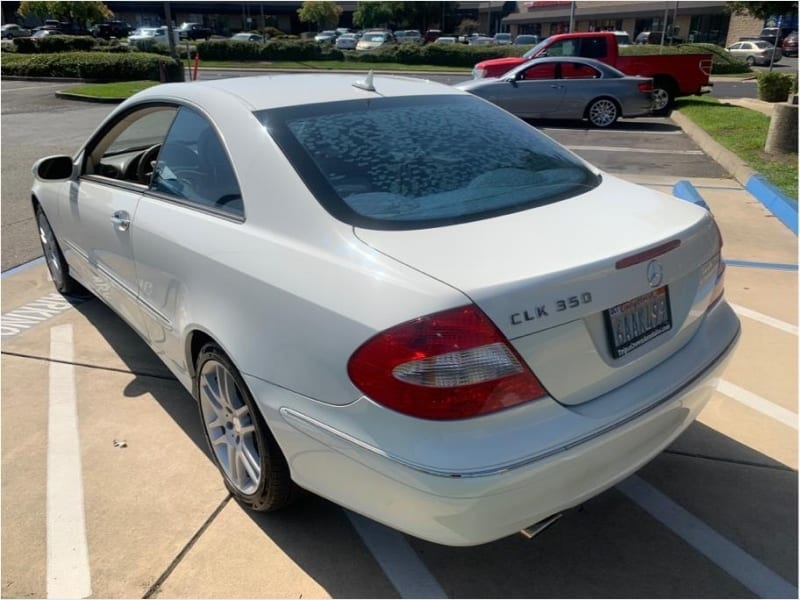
[128,74,465,113]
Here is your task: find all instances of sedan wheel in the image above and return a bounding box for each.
[195,344,296,511]
[746,56,756,66]
[36,205,78,294]
[587,98,619,128]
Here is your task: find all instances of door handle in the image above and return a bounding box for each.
[111,210,131,232]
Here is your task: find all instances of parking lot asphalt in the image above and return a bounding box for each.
[1,80,797,599]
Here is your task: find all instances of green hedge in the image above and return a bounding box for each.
[12,35,95,53]
[0,51,183,81]
[757,71,796,101]
[195,38,346,61]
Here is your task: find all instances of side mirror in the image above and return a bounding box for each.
[32,155,75,181]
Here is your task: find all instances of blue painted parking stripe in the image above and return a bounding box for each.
[725,260,798,271]
[618,476,798,599]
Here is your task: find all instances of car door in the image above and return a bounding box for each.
[555,60,603,117]
[132,106,245,378]
[501,62,564,118]
[62,104,178,337]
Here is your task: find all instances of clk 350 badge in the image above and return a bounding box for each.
[510,292,593,325]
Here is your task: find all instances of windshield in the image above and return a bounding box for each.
[523,39,550,59]
[364,33,386,42]
[258,95,599,230]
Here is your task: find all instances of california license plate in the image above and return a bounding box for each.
[605,287,672,358]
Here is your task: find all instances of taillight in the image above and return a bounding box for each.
[639,80,653,93]
[708,219,726,310]
[347,305,547,420]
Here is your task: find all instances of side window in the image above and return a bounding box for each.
[152,107,244,218]
[561,62,600,79]
[546,40,577,57]
[84,107,177,184]
[519,62,558,80]
[580,37,607,59]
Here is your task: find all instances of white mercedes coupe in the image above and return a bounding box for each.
[32,74,740,546]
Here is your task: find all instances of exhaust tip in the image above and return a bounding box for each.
[520,513,563,540]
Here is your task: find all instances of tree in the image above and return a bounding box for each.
[353,1,396,30]
[296,1,342,31]
[456,18,479,36]
[18,1,113,26]
[726,2,798,20]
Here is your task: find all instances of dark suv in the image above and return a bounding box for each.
[91,21,133,39]
[177,22,211,40]
[759,27,793,47]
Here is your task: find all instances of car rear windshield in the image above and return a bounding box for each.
[257,95,600,230]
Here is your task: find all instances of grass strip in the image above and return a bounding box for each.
[64,80,159,99]
[675,96,797,201]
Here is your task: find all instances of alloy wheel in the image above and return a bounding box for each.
[589,99,618,127]
[199,359,262,495]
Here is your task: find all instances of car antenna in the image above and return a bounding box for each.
[353,70,376,92]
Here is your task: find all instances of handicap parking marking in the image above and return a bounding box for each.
[1,292,89,339]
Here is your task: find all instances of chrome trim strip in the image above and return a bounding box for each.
[63,239,89,263]
[137,296,173,330]
[281,326,740,479]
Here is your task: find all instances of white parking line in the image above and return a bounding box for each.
[717,380,798,430]
[543,127,683,135]
[47,325,92,599]
[729,303,798,336]
[567,145,704,155]
[618,476,798,599]
[346,511,447,599]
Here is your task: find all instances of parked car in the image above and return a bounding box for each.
[32,20,91,36]
[129,26,177,46]
[610,30,631,45]
[494,32,512,45]
[726,40,782,65]
[1,24,31,39]
[91,20,133,38]
[395,29,422,43]
[31,73,738,547]
[634,31,683,45]
[335,33,358,50]
[473,31,713,115]
[314,30,338,43]
[434,36,457,44]
[759,26,793,47]
[469,35,495,45]
[514,34,540,45]
[231,32,265,43]
[356,31,394,50]
[31,29,57,39]
[423,29,441,43]
[457,56,653,127]
[177,22,211,40]
[781,31,798,57]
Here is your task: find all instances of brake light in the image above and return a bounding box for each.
[708,219,726,310]
[638,80,653,93]
[347,305,547,420]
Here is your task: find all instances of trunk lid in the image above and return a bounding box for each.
[355,174,721,406]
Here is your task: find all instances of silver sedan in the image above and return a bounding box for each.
[456,56,654,127]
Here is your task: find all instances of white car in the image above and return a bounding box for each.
[726,40,782,65]
[335,33,358,50]
[31,74,739,546]
[129,26,176,46]
[356,31,393,50]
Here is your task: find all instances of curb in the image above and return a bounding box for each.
[54,91,124,103]
[672,180,710,211]
[671,109,797,236]
[745,174,799,234]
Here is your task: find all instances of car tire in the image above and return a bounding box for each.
[195,343,297,512]
[746,56,756,66]
[35,205,80,295]
[587,97,619,128]
[651,77,676,117]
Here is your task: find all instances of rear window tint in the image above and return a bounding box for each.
[258,95,599,230]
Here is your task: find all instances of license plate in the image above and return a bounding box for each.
[605,287,672,359]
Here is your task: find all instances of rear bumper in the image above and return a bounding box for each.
[248,303,740,546]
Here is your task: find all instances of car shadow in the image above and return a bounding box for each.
[69,296,797,598]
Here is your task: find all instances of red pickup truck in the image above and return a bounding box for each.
[472,32,713,115]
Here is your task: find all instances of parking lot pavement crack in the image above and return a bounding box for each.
[663,449,796,472]
[142,494,232,599]
[0,350,177,381]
